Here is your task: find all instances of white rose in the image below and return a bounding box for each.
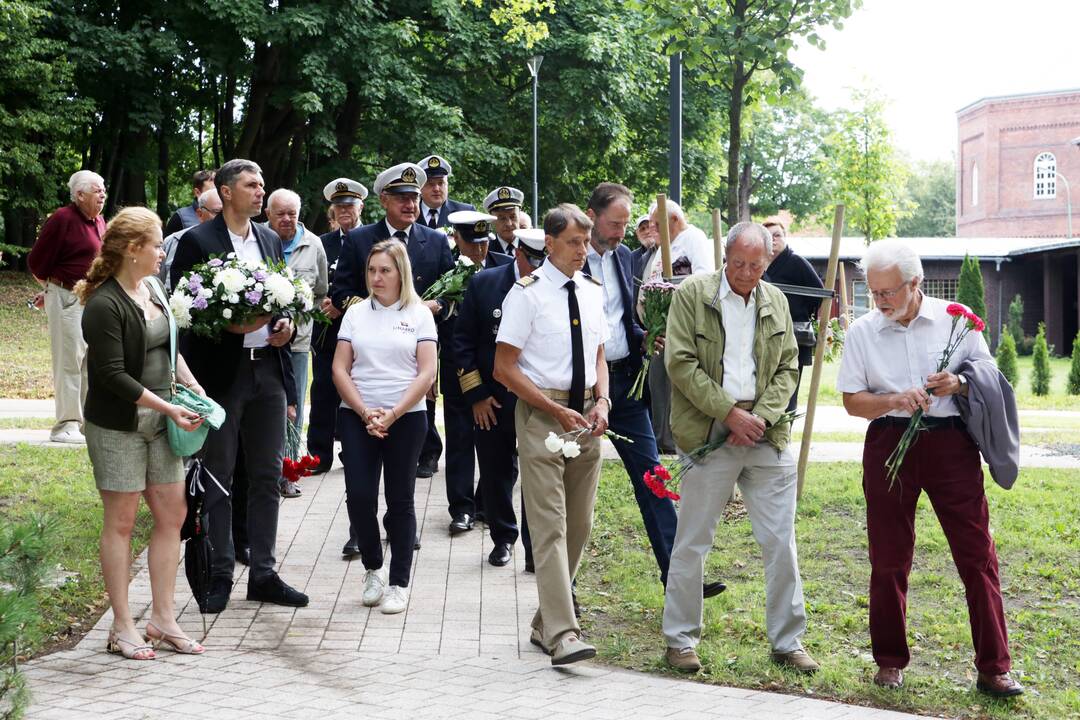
[264,273,296,306]
[222,308,233,320]
[199,287,213,299]
[169,293,192,328]
[213,267,247,294]
[228,293,240,304]
[561,441,581,459]
[544,432,564,453]
[254,282,264,291]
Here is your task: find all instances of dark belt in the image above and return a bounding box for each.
[606,356,635,375]
[872,415,965,431]
[247,346,276,361]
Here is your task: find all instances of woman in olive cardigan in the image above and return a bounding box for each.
[75,207,206,660]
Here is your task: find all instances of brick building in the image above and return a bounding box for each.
[786,237,1080,356]
[957,88,1080,238]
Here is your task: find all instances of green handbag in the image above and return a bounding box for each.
[147,278,226,457]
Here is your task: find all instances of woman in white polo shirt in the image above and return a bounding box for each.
[332,239,437,614]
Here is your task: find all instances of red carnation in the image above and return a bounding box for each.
[655,465,672,481]
[969,315,985,332]
[946,303,965,317]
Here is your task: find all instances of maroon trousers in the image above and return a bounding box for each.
[862,419,1011,674]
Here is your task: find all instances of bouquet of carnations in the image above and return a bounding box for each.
[283,420,320,482]
[543,427,632,459]
[645,410,803,501]
[169,253,325,339]
[422,253,478,304]
[628,280,677,400]
[883,304,984,490]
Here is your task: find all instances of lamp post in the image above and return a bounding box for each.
[1056,171,1073,239]
[526,55,544,227]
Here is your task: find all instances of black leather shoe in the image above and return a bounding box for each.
[524,559,535,573]
[342,538,360,558]
[416,458,438,478]
[703,580,727,598]
[202,578,233,614]
[488,542,512,566]
[247,573,309,607]
[449,514,474,535]
[236,546,251,566]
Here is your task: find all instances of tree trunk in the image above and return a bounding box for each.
[738,158,752,220]
[235,43,281,160]
[725,66,746,224]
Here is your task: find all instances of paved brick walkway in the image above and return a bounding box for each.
[22,459,928,719]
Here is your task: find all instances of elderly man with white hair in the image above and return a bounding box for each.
[837,239,1022,697]
[159,188,222,289]
[28,170,107,443]
[266,188,328,495]
[644,199,714,283]
[661,221,817,675]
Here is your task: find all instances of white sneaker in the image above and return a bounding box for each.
[49,427,85,444]
[361,570,385,606]
[380,585,409,614]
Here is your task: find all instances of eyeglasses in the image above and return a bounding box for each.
[869,281,910,301]
[199,206,221,216]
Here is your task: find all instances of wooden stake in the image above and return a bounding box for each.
[711,209,724,268]
[797,204,844,500]
[656,194,673,278]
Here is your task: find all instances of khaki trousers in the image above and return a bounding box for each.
[45,282,87,433]
[516,398,602,649]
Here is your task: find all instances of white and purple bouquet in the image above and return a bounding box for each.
[169,253,325,339]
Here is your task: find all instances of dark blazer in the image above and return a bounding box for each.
[423,198,475,229]
[330,220,455,310]
[583,244,646,372]
[312,228,348,357]
[764,245,824,365]
[169,213,293,399]
[319,228,347,284]
[453,260,519,405]
[438,251,513,397]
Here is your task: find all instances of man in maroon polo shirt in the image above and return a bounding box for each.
[27,170,107,444]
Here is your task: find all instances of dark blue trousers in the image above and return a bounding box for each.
[306,322,341,463]
[608,362,677,585]
[338,408,426,588]
[474,395,522,546]
[443,393,481,518]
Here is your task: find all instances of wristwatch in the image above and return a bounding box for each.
[595,395,611,410]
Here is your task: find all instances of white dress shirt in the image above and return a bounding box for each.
[836,294,993,418]
[717,271,757,401]
[644,224,715,283]
[586,246,629,362]
[497,261,610,390]
[228,227,270,349]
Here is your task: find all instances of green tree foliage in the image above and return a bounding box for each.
[637,0,861,223]
[1067,331,1080,395]
[823,88,911,241]
[956,255,987,340]
[1031,322,1051,396]
[995,331,1018,387]
[896,159,955,237]
[1007,294,1024,346]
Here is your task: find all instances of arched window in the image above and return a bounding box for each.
[971,162,979,207]
[1034,152,1056,199]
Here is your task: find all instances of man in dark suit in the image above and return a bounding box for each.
[483,186,526,257]
[437,211,513,537]
[307,178,367,476]
[454,227,547,567]
[583,182,725,599]
[416,154,476,229]
[330,162,455,552]
[170,158,309,613]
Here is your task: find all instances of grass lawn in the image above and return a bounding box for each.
[799,356,1080,411]
[0,444,153,655]
[579,460,1080,720]
[0,271,51,399]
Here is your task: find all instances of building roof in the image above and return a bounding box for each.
[785,236,1080,263]
[957,87,1080,115]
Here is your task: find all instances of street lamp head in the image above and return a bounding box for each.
[526,55,544,78]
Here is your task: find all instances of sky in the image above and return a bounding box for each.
[790,0,1080,164]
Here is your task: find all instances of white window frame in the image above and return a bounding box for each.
[1034,152,1057,199]
[852,280,871,318]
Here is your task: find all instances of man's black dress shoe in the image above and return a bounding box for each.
[703,580,727,598]
[342,538,360,558]
[203,578,233,614]
[237,546,251,566]
[488,542,512,566]
[449,514,474,535]
[416,458,438,478]
[247,573,309,607]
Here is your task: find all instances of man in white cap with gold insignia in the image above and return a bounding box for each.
[416,154,475,230]
[483,186,526,257]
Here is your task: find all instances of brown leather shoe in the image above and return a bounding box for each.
[873,667,903,689]
[976,672,1024,698]
[771,648,820,674]
[665,646,702,673]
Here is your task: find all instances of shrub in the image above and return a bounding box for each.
[1031,322,1051,396]
[1017,335,1036,356]
[1068,331,1080,395]
[1007,294,1024,346]
[995,330,1019,387]
[956,254,987,337]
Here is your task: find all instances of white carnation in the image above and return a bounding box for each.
[169,293,193,328]
[228,293,240,304]
[458,255,474,267]
[544,432,564,453]
[213,267,247,294]
[264,273,296,306]
[254,282,264,291]
[222,308,233,320]
[561,441,582,459]
[199,287,212,299]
